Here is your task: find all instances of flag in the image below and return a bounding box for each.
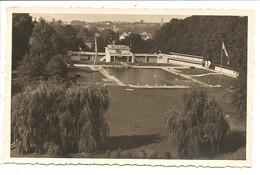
[222,42,230,65]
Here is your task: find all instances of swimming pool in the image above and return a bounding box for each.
[104,67,188,86]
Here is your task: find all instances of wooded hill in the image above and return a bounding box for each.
[153,16,248,70]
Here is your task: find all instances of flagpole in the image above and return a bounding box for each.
[94,33,99,83]
[218,39,224,85]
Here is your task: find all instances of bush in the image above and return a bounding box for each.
[163,88,230,158]
[45,55,68,79]
[163,151,172,159]
[11,79,109,156]
[132,148,158,159]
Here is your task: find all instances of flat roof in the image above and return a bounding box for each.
[169,52,204,59]
[106,44,130,49]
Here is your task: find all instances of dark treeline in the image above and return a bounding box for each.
[154,16,248,70]
[12,14,33,70]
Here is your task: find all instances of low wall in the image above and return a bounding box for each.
[157,54,203,67]
[215,66,239,78]
[168,59,203,68]
[70,55,81,61]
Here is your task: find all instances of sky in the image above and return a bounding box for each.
[30,13,189,23]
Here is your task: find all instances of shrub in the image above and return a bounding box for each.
[45,55,68,79]
[11,79,109,156]
[116,148,122,158]
[125,151,133,158]
[163,151,172,159]
[132,147,158,159]
[163,88,230,158]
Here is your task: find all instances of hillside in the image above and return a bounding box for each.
[153,16,247,70]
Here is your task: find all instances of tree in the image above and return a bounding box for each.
[232,57,247,117]
[153,16,248,69]
[119,33,157,53]
[163,88,230,158]
[61,84,110,152]
[16,18,69,83]
[96,29,119,52]
[45,54,68,79]
[17,53,48,81]
[29,18,66,60]
[62,25,86,51]
[12,80,110,157]
[100,29,118,43]
[12,13,33,69]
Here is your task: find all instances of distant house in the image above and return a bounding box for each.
[62,21,71,25]
[140,31,151,40]
[119,32,131,41]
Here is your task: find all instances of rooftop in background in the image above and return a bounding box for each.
[30,13,189,23]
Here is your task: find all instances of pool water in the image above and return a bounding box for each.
[104,68,187,86]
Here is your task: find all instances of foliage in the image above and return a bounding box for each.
[97,29,119,52]
[17,53,47,80]
[163,151,172,159]
[154,16,248,69]
[29,18,67,59]
[45,55,68,79]
[60,84,110,152]
[163,88,230,158]
[232,59,247,116]
[15,18,70,91]
[12,13,33,69]
[132,147,158,159]
[119,33,154,53]
[12,80,110,156]
[16,53,68,85]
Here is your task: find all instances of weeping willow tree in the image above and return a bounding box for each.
[59,84,110,153]
[163,88,230,158]
[11,78,109,157]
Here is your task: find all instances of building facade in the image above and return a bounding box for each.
[105,44,135,63]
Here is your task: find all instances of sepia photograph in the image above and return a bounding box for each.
[2,6,253,167]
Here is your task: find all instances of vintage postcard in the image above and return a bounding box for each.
[2,7,253,167]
